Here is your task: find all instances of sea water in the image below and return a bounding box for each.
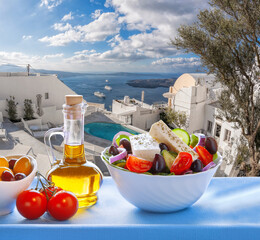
[61,73,177,110]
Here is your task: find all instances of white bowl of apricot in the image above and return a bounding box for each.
[0,155,37,215]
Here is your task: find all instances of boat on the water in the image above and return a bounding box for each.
[104,85,112,91]
[105,79,109,82]
[94,91,106,98]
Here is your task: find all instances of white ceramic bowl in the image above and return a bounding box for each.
[0,155,37,216]
[101,148,222,213]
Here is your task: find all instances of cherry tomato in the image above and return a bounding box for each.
[47,191,78,221]
[126,155,153,173]
[170,152,192,175]
[40,186,63,200]
[196,146,213,166]
[16,190,47,220]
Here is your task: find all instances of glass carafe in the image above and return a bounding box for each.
[44,96,103,208]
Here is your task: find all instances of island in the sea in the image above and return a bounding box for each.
[127,78,176,88]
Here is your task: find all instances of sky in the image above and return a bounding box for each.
[0,0,210,73]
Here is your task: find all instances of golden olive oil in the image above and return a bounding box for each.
[47,144,102,208]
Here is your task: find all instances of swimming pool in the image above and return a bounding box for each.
[84,122,140,141]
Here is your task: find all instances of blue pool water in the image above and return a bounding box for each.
[84,122,140,141]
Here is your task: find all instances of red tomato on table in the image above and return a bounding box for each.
[47,191,78,221]
[126,155,153,173]
[170,152,192,175]
[16,190,47,220]
[196,146,213,166]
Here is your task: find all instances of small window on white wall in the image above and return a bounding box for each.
[45,93,49,99]
[215,124,221,138]
[207,121,213,133]
[224,129,231,142]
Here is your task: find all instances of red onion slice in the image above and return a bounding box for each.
[109,148,127,164]
[112,131,133,147]
[202,161,216,171]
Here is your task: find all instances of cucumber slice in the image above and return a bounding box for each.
[168,172,175,176]
[112,159,126,168]
[169,151,178,158]
[213,153,218,161]
[161,150,176,171]
[172,128,190,145]
[112,159,126,165]
[116,162,126,168]
[190,134,199,148]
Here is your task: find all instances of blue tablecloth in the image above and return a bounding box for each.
[1,177,260,240]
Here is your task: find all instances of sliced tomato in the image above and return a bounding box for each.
[170,152,192,175]
[126,155,153,173]
[196,146,213,166]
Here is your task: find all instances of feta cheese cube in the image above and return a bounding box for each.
[130,133,160,162]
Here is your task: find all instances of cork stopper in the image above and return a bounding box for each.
[64,95,84,120]
[65,95,83,106]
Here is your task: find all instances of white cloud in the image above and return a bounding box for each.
[152,57,201,66]
[106,0,208,32]
[22,35,32,40]
[151,57,202,72]
[39,12,120,46]
[40,0,62,10]
[77,12,120,42]
[63,0,205,68]
[74,49,96,55]
[53,23,72,31]
[0,51,40,65]
[95,0,209,66]
[39,29,82,46]
[104,0,112,8]
[91,9,102,19]
[62,12,73,21]
[0,51,69,71]
[32,0,211,72]
[43,53,64,60]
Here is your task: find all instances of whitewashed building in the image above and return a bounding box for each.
[163,73,241,176]
[112,96,161,131]
[204,102,242,175]
[0,72,78,125]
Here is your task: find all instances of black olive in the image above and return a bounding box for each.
[119,138,132,154]
[151,154,166,174]
[109,145,119,156]
[159,143,169,152]
[190,159,203,172]
[205,137,218,154]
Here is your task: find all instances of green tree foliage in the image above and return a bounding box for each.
[160,108,188,129]
[24,99,34,120]
[5,96,18,122]
[236,137,250,166]
[172,0,260,175]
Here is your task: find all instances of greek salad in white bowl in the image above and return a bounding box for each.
[101,120,222,212]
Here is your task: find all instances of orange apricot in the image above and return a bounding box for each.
[0,156,9,168]
[13,156,32,176]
